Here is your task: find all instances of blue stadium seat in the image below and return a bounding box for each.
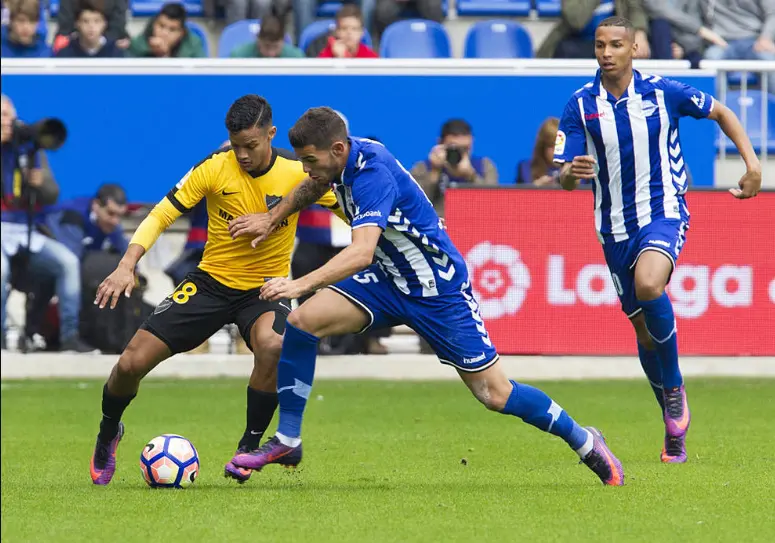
[536,0,561,17]
[464,20,533,58]
[727,71,760,87]
[457,0,530,17]
[298,19,373,53]
[379,20,451,59]
[186,21,209,56]
[317,1,449,17]
[719,91,775,154]
[131,0,203,17]
[218,20,261,57]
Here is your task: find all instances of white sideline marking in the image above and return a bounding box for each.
[1,354,773,381]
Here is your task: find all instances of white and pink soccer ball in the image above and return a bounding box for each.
[139,434,199,488]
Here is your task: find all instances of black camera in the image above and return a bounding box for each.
[12,118,68,151]
[445,145,463,167]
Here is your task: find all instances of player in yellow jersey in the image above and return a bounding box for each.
[88,95,346,486]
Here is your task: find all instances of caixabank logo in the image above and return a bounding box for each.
[465,242,531,320]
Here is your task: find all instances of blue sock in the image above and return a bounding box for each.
[639,293,683,389]
[501,380,590,451]
[637,342,665,411]
[275,324,319,440]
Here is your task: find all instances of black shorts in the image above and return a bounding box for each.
[142,269,290,355]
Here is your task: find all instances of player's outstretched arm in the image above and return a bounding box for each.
[229,177,331,247]
[708,102,762,199]
[558,155,597,191]
[259,225,382,302]
[94,200,180,309]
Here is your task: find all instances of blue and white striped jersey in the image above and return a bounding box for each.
[333,137,467,298]
[554,69,714,243]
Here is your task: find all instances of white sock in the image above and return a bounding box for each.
[575,429,594,458]
[276,432,301,448]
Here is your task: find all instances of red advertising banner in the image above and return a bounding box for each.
[446,188,775,356]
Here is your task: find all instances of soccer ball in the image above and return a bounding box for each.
[139,434,199,488]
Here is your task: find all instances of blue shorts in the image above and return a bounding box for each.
[329,266,500,372]
[602,218,689,318]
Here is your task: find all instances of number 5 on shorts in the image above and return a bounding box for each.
[172,281,198,304]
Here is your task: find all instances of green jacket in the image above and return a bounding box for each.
[229,41,305,58]
[536,0,649,58]
[129,17,206,58]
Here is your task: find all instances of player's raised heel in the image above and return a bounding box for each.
[231,436,303,472]
[90,422,124,485]
[580,427,624,486]
[662,385,690,463]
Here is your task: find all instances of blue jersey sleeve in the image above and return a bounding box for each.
[663,79,714,119]
[349,164,398,231]
[554,97,587,163]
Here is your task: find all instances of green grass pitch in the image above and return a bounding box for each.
[2,378,774,542]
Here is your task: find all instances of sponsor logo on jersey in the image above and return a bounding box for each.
[266,195,283,210]
[463,353,487,364]
[354,210,382,222]
[690,93,706,109]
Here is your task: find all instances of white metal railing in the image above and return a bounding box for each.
[701,60,775,164]
[0,58,695,76]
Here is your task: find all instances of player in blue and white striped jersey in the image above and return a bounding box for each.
[228,107,625,486]
[555,16,762,464]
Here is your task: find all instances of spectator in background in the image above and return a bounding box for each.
[318,4,378,58]
[56,1,126,58]
[703,0,775,93]
[292,0,374,44]
[42,183,129,259]
[129,2,206,58]
[0,0,50,58]
[537,0,650,59]
[411,119,498,218]
[230,13,304,57]
[1,95,95,353]
[644,0,727,67]
[516,117,563,186]
[373,0,444,42]
[54,0,129,53]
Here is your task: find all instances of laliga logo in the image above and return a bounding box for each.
[465,242,531,319]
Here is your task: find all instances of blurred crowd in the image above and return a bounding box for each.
[0,0,772,77]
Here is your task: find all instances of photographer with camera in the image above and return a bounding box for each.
[410,119,498,218]
[0,94,95,353]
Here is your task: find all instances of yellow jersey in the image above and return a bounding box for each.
[133,147,346,290]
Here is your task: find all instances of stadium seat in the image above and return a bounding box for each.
[457,0,530,17]
[464,20,533,59]
[379,20,451,59]
[217,19,292,57]
[317,1,449,17]
[727,71,760,87]
[536,0,562,17]
[186,21,209,57]
[48,0,59,17]
[718,91,775,154]
[298,19,373,53]
[536,0,561,17]
[131,0,203,17]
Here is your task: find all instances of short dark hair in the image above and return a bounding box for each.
[225,95,273,133]
[336,4,363,26]
[288,107,348,149]
[440,119,472,139]
[75,0,106,21]
[159,2,186,24]
[96,183,127,206]
[9,0,40,21]
[597,16,635,36]
[258,14,285,42]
